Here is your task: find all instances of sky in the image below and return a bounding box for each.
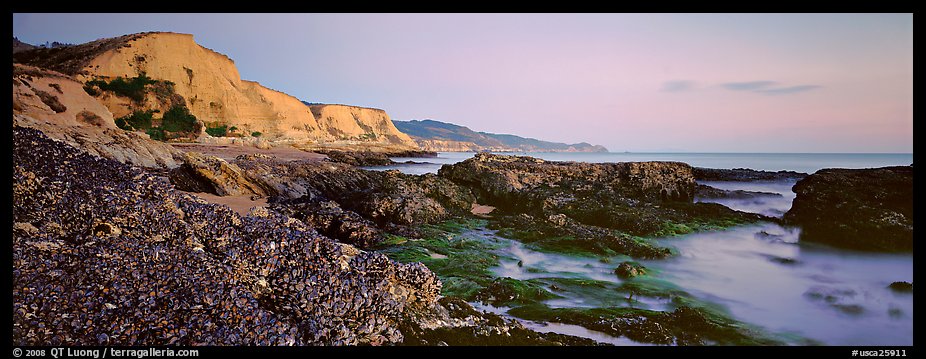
[13,13,913,153]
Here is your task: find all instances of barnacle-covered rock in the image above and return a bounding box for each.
[12,126,442,346]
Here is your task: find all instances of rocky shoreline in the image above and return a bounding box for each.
[13,125,912,346]
[13,126,607,346]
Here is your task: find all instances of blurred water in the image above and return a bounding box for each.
[696,180,798,217]
[366,152,913,175]
[458,177,913,345]
[385,151,914,345]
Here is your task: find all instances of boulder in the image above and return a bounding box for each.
[614,261,648,279]
[888,281,913,293]
[784,166,913,251]
[440,153,697,210]
[168,151,268,197]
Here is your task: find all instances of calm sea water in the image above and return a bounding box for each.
[456,180,913,345]
[374,152,913,175]
[375,151,913,345]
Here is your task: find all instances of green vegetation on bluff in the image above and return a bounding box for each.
[114,105,198,142]
[83,73,163,102]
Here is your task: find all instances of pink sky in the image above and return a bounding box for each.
[13,13,913,152]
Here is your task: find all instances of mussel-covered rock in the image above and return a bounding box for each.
[13,126,442,346]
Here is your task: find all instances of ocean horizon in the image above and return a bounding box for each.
[379,151,914,175]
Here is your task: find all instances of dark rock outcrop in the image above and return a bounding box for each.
[315,150,394,166]
[506,305,778,345]
[693,167,807,182]
[235,155,476,227]
[784,166,913,251]
[888,281,913,293]
[13,126,443,345]
[488,213,672,259]
[441,154,763,250]
[441,153,697,211]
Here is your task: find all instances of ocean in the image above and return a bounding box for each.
[373,152,914,175]
[371,151,914,345]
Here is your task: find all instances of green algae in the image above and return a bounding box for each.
[378,219,548,303]
[507,303,781,345]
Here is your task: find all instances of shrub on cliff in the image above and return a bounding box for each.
[160,105,198,133]
[115,106,196,141]
[33,89,67,113]
[84,73,157,102]
[205,124,228,137]
[114,111,154,131]
[146,127,166,141]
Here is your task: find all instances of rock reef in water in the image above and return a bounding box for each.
[439,154,763,258]
[784,166,913,252]
[441,153,696,207]
[693,167,807,182]
[888,281,913,293]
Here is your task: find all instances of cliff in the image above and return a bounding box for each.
[14,32,417,148]
[308,104,415,145]
[394,119,608,152]
[12,64,180,168]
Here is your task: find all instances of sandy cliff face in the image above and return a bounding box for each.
[415,139,497,152]
[308,104,414,145]
[75,32,416,147]
[13,64,180,168]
